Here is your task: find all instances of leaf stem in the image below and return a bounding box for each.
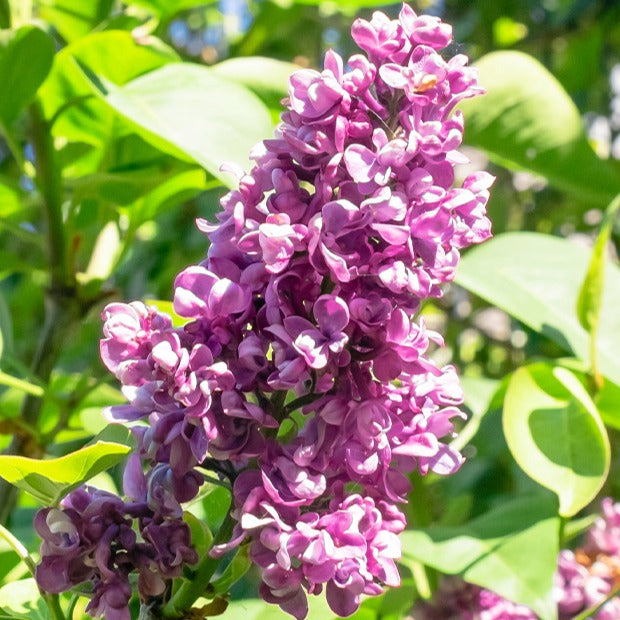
[161,512,236,618]
[0,370,45,397]
[0,100,79,524]
[44,593,66,620]
[0,522,36,575]
[0,0,10,28]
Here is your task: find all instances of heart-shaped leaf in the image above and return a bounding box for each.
[503,363,610,517]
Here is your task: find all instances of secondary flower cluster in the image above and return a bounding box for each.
[35,4,492,618]
[35,459,199,620]
[415,498,620,620]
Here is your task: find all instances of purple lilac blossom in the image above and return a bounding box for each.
[413,578,537,620]
[35,4,492,618]
[34,478,197,620]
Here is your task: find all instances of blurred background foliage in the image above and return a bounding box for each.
[1,0,620,618]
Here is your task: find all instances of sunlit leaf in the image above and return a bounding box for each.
[0,579,47,620]
[401,495,559,620]
[0,441,131,505]
[503,363,609,517]
[123,0,217,20]
[456,232,620,386]
[0,27,54,129]
[576,194,620,380]
[40,31,178,146]
[38,0,114,42]
[461,51,620,206]
[89,63,273,186]
[211,56,298,108]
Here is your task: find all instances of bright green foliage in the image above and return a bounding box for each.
[0,578,48,619]
[503,363,610,517]
[93,63,274,185]
[0,27,54,130]
[38,0,115,42]
[0,440,130,505]
[457,233,620,386]
[401,496,559,620]
[576,194,620,382]
[460,51,620,206]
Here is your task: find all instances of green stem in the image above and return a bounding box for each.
[0,370,44,397]
[0,100,79,524]
[0,522,36,575]
[558,515,567,547]
[161,513,236,618]
[405,474,438,595]
[30,100,72,291]
[44,593,66,620]
[0,524,64,618]
[0,0,10,28]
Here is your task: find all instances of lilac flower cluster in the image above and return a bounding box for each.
[416,498,620,620]
[35,458,199,620]
[35,4,492,618]
[414,578,537,620]
[554,498,620,619]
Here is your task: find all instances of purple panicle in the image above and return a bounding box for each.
[36,3,493,618]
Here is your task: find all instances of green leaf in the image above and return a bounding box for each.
[89,63,273,186]
[40,31,178,146]
[452,376,502,451]
[0,579,48,620]
[593,377,620,430]
[289,0,394,9]
[0,27,54,129]
[503,363,610,517]
[576,194,620,381]
[123,0,217,20]
[225,592,333,620]
[456,232,620,386]
[38,0,114,42]
[211,544,251,595]
[460,51,620,206]
[128,168,207,224]
[143,299,190,327]
[211,56,297,108]
[184,511,213,560]
[0,440,131,505]
[0,290,12,360]
[68,167,180,205]
[0,181,23,217]
[401,495,559,620]
[0,0,8,29]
